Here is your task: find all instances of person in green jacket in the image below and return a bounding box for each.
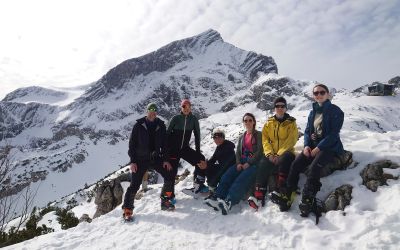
[248,97,298,211]
[167,99,207,200]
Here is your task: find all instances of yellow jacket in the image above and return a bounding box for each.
[262,114,298,156]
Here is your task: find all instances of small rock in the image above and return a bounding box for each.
[360,160,399,192]
[324,184,353,212]
[79,214,92,223]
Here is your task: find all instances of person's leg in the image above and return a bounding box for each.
[205,162,220,190]
[153,160,176,210]
[122,161,148,210]
[180,146,206,182]
[276,151,296,191]
[226,165,258,206]
[215,164,240,200]
[286,152,313,192]
[249,156,276,209]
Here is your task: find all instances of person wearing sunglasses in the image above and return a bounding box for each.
[271,83,344,217]
[122,103,175,220]
[248,97,298,211]
[194,128,236,197]
[205,113,263,215]
[167,99,207,201]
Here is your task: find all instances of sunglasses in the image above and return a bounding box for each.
[275,104,286,109]
[243,119,253,123]
[181,105,190,108]
[212,133,224,139]
[148,108,157,112]
[313,90,327,96]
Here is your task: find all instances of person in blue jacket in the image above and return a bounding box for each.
[271,83,344,217]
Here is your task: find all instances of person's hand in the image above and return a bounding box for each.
[303,146,312,157]
[130,163,138,173]
[311,133,317,141]
[272,156,279,165]
[268,155,275,163]
[197,160,207,170]
[163,161,172,171]
[242,163,250,170]
[236,164,243,171]
[311,147,320,157]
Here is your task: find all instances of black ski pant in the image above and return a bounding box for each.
[170,146,205,183]
[122,159,176,210]
[203,163,232,189]
[255,151,295,191]
[286,150,335,197]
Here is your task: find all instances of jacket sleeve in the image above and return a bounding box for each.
[194,116,201,152]
[317,107,344,151]
[127,123,139,164]
[262,123,273,156]
[277,121,299,155]
[248,131,263,165]
[304,111,313,148]
[160,122,169,161]
[166,116,176,135]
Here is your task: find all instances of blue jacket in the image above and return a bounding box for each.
[304,100,344,154]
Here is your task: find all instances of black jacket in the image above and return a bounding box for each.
[128,117,167,163]
[208,140,236,168]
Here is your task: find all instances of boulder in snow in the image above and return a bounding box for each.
[324,184,353,212]
[93,179,123,218]
[360,160,399,192]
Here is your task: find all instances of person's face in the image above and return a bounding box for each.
[313,86,329,103]
[181,104,191,115]
[212,134,224,146]
[243,115,254,131]
[147,109,157,121]
[274,102,287,116]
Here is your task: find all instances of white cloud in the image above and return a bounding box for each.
[0,0,399,99]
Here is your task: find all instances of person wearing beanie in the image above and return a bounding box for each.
[166,99,208,199]
[248,97,298,211]
[122,102,176,221]
[196,128,236,196]
[272,84,344,220]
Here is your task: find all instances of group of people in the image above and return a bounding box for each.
[121,83,344,221]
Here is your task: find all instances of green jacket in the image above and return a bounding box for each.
[166,112,200,155]
[235,130,263,166]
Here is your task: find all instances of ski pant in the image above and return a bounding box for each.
[170,146,205,182]
[215,164,257,206]
[286,150,335,196]
[255,151,295,191]
[202,163,232,189]
[122,159,176,210]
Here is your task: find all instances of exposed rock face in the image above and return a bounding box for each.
[79,214,92,223]
[93,179,123,218]
[324,184,353,212]
[360,160,399,192]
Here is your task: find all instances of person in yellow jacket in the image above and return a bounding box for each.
[248,97,298,210]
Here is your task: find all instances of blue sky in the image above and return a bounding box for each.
[1,0,399,98]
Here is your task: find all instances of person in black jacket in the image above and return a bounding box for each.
[196,128,236,195]
[122,103,175,220]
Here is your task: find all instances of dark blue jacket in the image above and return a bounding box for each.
[304,100,344,154]
[128,117,167,163]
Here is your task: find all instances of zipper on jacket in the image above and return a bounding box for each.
[277,123,281,152]
[180,115,187,149]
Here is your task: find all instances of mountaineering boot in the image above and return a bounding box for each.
[122,208,134,222]
[269,190,296,212]
[182,180,210,198]
[299,195,315,217]
[248,186,266,211]
[204,193,219,211]
[161,191,176,211]
[217,198,232,215]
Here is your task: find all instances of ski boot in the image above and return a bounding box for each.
[204,192,219,211]
[217,198,232,215]
[161,192,176,211]
[269,190,296,212]
[248,186,266,211]
[122,208,134,222]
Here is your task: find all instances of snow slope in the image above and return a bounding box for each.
[6,91,400,250]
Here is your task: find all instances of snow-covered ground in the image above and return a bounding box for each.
[5,91,400,250]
